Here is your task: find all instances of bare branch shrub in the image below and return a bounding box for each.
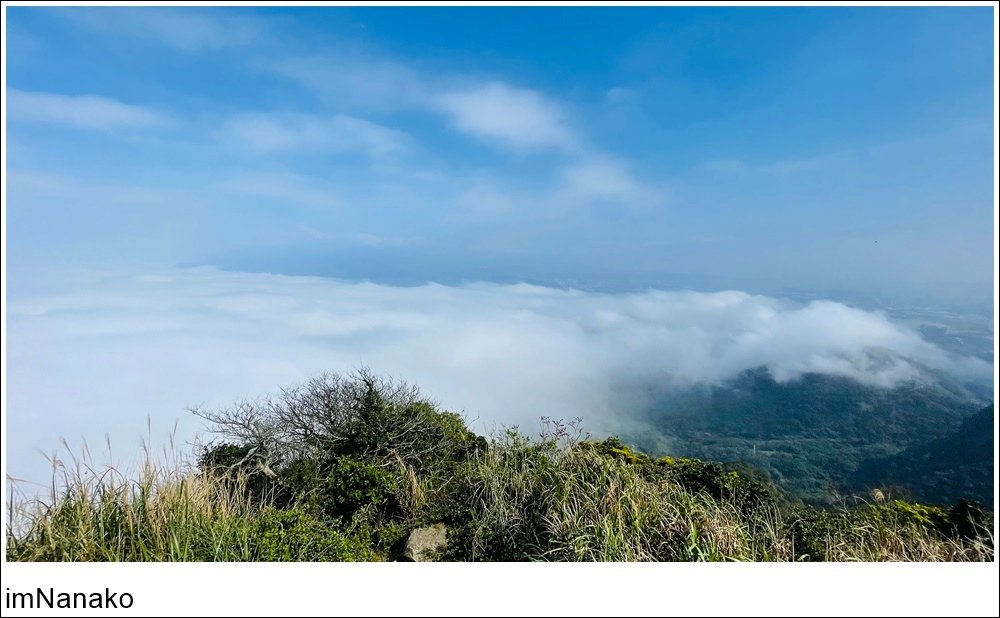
[192,368,475,479]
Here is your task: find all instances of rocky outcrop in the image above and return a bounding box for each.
[401,524,447,561]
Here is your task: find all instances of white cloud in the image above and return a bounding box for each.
[553,157,662,209]
[7,89,169,131]
[274,57,578,153]
[6,267,989,487]
[222,112,408,157]
[266,53,666,210]
[434,82,577,152]
[448,158,663,221]
[62,8,264,52]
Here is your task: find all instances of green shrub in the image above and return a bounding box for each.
[681,459,778,516]
[319,456,399,519]
[869,500,950,531]
[249,508,377,561]
[586,437,780,514]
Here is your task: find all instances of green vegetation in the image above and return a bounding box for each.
[852,405,994,506]
[632,368,992,504]
[6,370,993,562]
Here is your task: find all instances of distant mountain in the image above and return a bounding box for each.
[850,405,994,506]
[627,368,990,504]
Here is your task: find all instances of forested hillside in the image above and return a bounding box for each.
[632,368,991,503]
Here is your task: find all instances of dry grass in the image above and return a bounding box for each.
[459,425,992,562]
[463,431,791,561]
[6,432,270,561]
[6,418,992,562]
[821,520,994,562]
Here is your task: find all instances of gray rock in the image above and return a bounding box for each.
[401,524,447,562]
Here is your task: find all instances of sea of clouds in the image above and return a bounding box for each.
[5,267,992,488]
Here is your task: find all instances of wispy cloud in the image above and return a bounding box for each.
[7,89,170,131]
[553,157,661,209]
[215,172,343,210]
[62,8,265,52]
[261,44,668,215]
[434,82,577,152]
[11,14,665,250]
[271,54,426,112]
[7,170,179,206]
[265,49,670,218]
[222,112,408,157]
[273,56,578,152]
[448,157,662,221]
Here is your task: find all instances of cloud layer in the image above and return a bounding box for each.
[6,267,990,488]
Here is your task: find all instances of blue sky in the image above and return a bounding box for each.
[3,6,996,487]
[6,7,995,305]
